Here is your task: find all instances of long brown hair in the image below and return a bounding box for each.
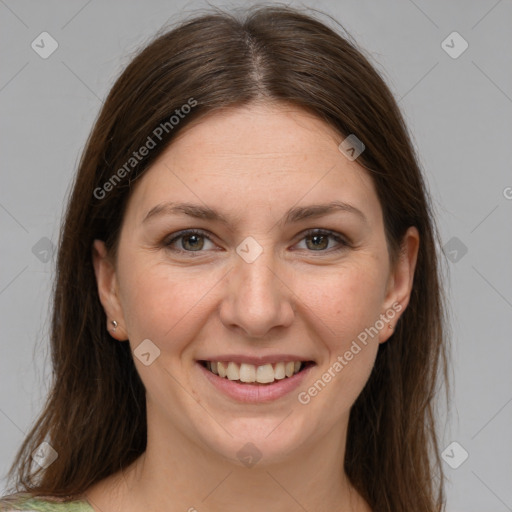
[3,5,450,511]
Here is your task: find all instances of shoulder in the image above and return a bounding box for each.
[0,493,94,512]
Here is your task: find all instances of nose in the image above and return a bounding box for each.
[218,247,295,339]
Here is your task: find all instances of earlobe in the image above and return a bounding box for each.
[379,226,420,343]
[92,239,127,340]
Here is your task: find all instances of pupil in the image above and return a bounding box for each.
[184,234,203,250]
[308,234,327,250]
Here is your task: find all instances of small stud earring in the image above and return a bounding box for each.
[389,324,393,329]
[110,320,118,333]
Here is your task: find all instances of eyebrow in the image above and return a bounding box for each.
[142,200,368,226]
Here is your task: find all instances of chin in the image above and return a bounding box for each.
[196,415,310,468]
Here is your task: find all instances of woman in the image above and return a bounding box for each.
[0,4,450,511]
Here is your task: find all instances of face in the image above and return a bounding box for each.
[93,102,418,467]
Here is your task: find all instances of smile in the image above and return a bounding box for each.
[200,360,314,384]
[197,359,316,403]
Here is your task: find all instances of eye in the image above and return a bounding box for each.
[295,229,349,252]
[163,228,350,255]
[164,229,216,253]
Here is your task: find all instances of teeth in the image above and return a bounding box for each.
[217,361,227,378]
[226,362,239,381]
[204,360,305,383]
[239,363,256,383]
[256,364,274,383]
[274,362,286,380]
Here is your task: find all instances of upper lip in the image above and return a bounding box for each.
[197,354,315,365]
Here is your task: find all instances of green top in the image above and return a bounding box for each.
[0,494,94,512]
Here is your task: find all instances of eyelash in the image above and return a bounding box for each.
[163,228,350,256]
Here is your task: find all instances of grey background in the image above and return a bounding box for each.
[1,0,511,510]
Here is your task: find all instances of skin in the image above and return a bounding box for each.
[88,101,419,512]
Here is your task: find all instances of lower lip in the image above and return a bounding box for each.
[197,362,315,403]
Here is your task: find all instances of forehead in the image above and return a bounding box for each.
[123,103,382,228]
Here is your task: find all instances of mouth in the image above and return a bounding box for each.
[197,358,316,403]
[198,360,316,385]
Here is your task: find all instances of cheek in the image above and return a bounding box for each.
[297,260,387,344]
[294,260,385,400]
[296,269,383,412]
[118,258,216,350]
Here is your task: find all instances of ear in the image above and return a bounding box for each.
[92,239,128,341]
[379,226,419,344]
